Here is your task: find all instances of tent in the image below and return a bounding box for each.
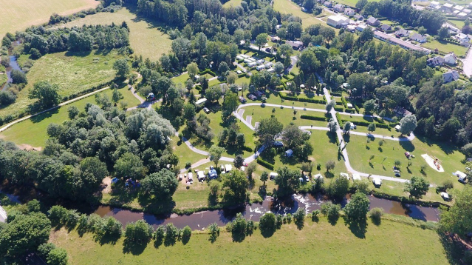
[111,177,119,184]
[187,173,193,182]
[285,149,293,157]
[373,178,382,186]
[197,171,206,181]
[352,174,361,181]
[453,171,467,183]
[208,169,218,179]
[340,173,350,179]
[225,164,233,172]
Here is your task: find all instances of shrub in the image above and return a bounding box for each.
[257,157,274,170]
[300,115,327,121]
[369,207,384,223]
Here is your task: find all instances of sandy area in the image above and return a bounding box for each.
[421,154,444,172]
[102,177,112,194]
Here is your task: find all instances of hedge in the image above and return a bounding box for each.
[353,103,360,114]
[341,96,348,108]
[257,157,274,170]
[331,92,342,97]
[334,106,344,112]
[279,93,326,104]
[336,113,343,127]
[342,119,390,129]
[300,115,327,121]
[335,101,343,106]
[242,146,253,152]
[199,69,216,76]
[344,108,355,114]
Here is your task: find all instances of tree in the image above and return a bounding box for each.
[367,123,376,132]
[0,212,51,257]
[328,120,338,133]
[183,103,196,120]
[404,176,430,199]
[255,33,269,50]
[274,62,284,75]
[260,171,269,187]
[208,223,220,242]
[113,58,130,78]
[356,0,368,9]
[209,145,225,167]
[29,81,61,108]
[399,115,417,135]
[221,92,239,121]
[246,162,256,179]
[186,62,199,80]
[218,62,229,75]
[11,70,27,84]
[114,152,146,179]
[112,88,122,103]
[47,248,68,265]
[234,155,244,168]
[360,27,374,42]
[343,122,351,134]
[328,175,350,199]
[275,167,300,197]
[440,186,472,236]
[125,220,153,244]
[344,192,370,221]
[68,106,79,119]
[363,99,375,114]
[231,213,247,242]
[257,117,283,146]
[142,169,178,200]
[293,207,306,229]
[227,72,238,84]
[182,226,192,244]
[326,160,335,171]
[222,170,248,204]
[326,100,335,112]
[259,212,276,237]
[438,27,449,40]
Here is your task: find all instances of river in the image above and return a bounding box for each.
[94,194,440,230]
[2,55,22,91]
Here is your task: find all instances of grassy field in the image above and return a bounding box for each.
[274,0,325,29]
[0,0,99,38]
[1,50,122,118]
[223,0,243,7]
[50,217,449,265]
[422,40,468,57]
[347,135,466,190]
[61,7,172,61]
[0,86,141,148]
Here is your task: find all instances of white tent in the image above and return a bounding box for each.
[314,173,323,180]
[225,164,233,172]
[340,173,350,180]
[187,173,193,182]
[352,174,361,181]
[373,178,382,186]
[197,171,206,181]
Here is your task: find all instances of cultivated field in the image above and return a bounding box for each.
[0,0,99,37]
[0,50,121,118]
[61,8,172,61]
[50,217,449,265]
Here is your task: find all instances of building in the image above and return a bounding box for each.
[366,17,380,26]
[286,40,303,50]
[410,33,427,43]
[458,12,467,18]
[454,5,464,11]
[443,70,460,83]
[395,29,409,37]
[195,98,207,106]
[454,33,471,46]
[444,53,457,65]
[374,31,430,53]
[333,4,344,12]
[427,56,445,67]
[356,24,367,32]
[344,7,355,16]
[324,1,332,7]
[380,24,392,32]
[271,36,280,42]
[354,14,364,21]
[442,3,453,12]
[327,14,350,28]
[429,1,440,9]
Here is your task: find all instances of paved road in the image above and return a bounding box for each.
[462,46,472,77]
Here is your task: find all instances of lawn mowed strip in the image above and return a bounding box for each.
[50,217,449,265]
[60,7,172,61]
[0,0,99,37]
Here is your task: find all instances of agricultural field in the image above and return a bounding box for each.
[347,134,467,190]
[50,217,449,265]
[0,0,99,37]
[0,50,122,118]
[61,7,172,61]
[0,86,141,148]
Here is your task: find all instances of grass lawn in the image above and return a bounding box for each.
[1,50,123,118]
[0,0,99,38]
[0,86,140,148]
[223,0,242,7]
[274,0,326,29]
[335,0,381,6]
[60,7,172,61]
[422,40,468,57]
[346,135,467,190]
[50,217,449,265]
[448,19,466,29]
[172,73,190,86]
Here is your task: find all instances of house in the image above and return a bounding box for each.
[374,31,430,53]
[442,3,453,12]
[395,29,409,37]
[444,53,457,65]
[427,56,445,67]
[454,33,471,46]
[285,149,294,157]
[344,8,355,16]
[443,70,460,83]
[356,24,367,32]
[410,33,427,43]
[327,14,350,28]
[271,36,280,42]
[366,17,380,26]
[454,5,464,11]
[208,168,218,179]
[429,1,440,9]
[286,40,304,50]
[458,12,467,18]
[463,8,472,14]
[324,1,332,8]
[354,14,364,21]
[380,24,392,32]
[453,10,460,15]
[195,98,207,106]
[333,4,344,12]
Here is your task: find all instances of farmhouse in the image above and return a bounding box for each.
[327,14,349,28]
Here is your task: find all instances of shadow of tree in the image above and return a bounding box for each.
[344,217,367,239]
[438,233,467,265]
[123,239,149,255]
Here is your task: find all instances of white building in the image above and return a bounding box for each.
[444,53,457,65]
[454,33,471,46]
[410,33,427,43]
[429,1,440,9]
[344,7,355,16]
[327,14,349,28]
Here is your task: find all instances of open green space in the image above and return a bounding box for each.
[50,217,449,265]
[172,73,190,86]
[1,50,122,118]
[422,40,468,57]
[347,135,466,190]
[223,0,243,7]
[448,19,466,29]
[274,0,326,29]
[61,7,172,61]
[0,0,99,38]
[0,86,141,148]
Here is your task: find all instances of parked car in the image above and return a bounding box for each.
[203,107,210,114]
[394,173,401,177]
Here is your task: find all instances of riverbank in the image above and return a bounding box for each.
[49,216,449,265]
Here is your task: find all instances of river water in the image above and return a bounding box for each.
[2,55,22,90]
[94,194,440,230]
